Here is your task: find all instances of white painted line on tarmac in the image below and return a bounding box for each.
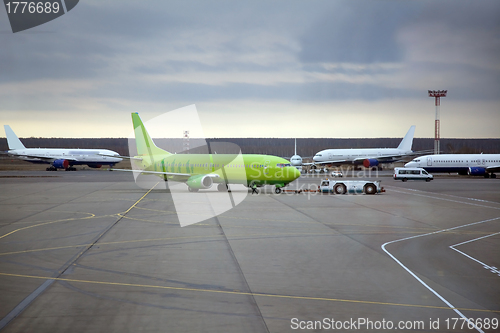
[450,232,500,277]
[386,187,500,210]
[382,217,500,333]
[395,187,499,205]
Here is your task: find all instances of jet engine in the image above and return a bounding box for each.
[468,167,487,176]
[363,158,379,168]
[53,159,70,169]
[87,163,102,168]
[186,174,213,190]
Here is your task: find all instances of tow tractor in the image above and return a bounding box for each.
[319,179,384,195]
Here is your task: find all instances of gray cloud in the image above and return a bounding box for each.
[298,0,421,64]
[0,0,499,138]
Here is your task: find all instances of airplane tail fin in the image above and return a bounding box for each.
[397,125,416,151]
[131,113,170,157]
[4,125,26,150]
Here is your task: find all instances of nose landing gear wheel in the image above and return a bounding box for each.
[275,187,282,194]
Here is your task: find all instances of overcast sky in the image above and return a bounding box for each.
[1,0,499,139]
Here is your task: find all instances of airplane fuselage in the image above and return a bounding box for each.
[313,148,411,165]
[137,153,300,187]
[405,154,500,176]
[7,148,122,167]
[308,125,416,168]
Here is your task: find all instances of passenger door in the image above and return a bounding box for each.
[263,160,270,176]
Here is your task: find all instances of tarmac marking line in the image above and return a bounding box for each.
[450,232,500,277]
[0,232,339,256]
[0,182,159,330]
[385,187,500,211]
[0,272,498,314]
[382,217,500,333]
[0,214,96,240]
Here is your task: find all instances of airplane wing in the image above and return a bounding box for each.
[486,165,500,173]
[109,168,221,181]
[11,154,78,162]
[98,153,142,161]
[411,149,435,155]
[303,159,347,166]
[109,168,191,176]
[352,156,402,163]
[305,154,413,166]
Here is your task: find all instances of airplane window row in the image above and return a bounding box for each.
[158,163,269,168]
[433,160,499,163]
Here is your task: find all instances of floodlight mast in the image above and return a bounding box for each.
[428,90,447,155]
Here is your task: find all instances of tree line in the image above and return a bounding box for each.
[1,137,498,159]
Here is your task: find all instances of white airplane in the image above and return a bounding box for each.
[3,125,122,171]
[405,154,500,178]
[290,139,303,171]
[309,126,417,169]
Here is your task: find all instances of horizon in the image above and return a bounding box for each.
[2,136,500,140]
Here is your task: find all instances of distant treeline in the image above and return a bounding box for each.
[0,137,498,159]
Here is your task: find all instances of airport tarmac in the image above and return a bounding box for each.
[0,170,499,332]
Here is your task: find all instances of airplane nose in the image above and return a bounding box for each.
[285,167,301,181]
[290,167,301,180]
[294,167,300,179]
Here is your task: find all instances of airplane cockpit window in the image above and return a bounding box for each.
[276,163,292,168]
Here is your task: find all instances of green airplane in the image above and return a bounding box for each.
[113,113,301,194]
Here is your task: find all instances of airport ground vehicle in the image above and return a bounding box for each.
[319,179,384,194]
[393,167,433,182]
[330,170,343,177]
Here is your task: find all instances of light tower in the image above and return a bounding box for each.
[183,130,189,152]
[428,90,447,155]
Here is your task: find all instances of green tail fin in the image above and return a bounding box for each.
[131,113,170,157]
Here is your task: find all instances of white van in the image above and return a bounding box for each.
[394,167,433,182]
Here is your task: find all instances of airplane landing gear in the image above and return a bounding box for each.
[248,181,259,194]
